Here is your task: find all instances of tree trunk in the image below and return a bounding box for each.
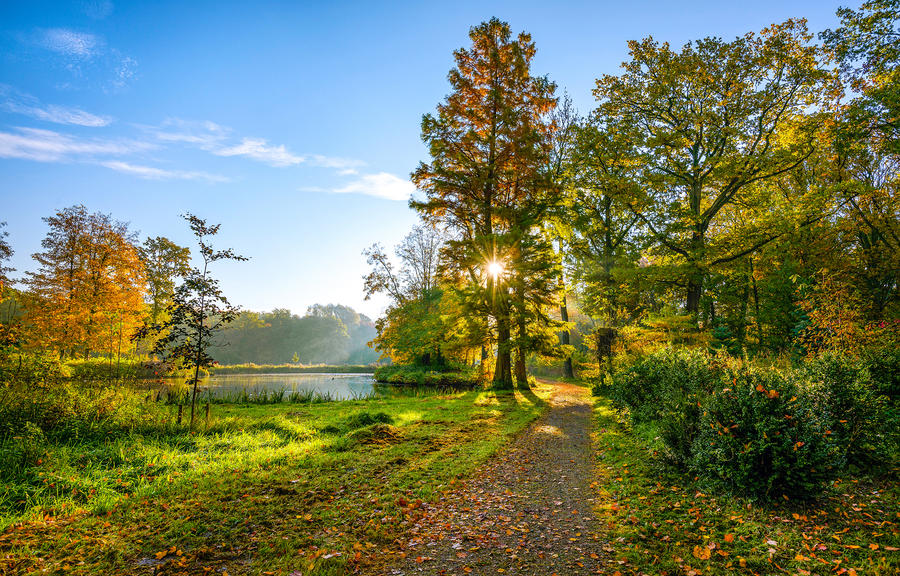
[514,317,528,387]
[736,273,751,346]
[750,257,763,351]
[559,296,574,379]
[686,227,705,317]
[556,237,575,379]
[493,316,513,389]
[488,263,513,388]
[686,274,703,316]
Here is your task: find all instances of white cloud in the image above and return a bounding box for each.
[0,127,151,162]
[29,104,111,127]
[147,118,365,172]
[149,118,229,148]
[215,137,304,167]
[38,28,102,59]
[99,160,228,183]
[0,127,226,182]
[0,85,112,127]
[110,54,138,90]
[332,172,415,201]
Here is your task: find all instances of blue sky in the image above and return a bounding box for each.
[1,0,844,319]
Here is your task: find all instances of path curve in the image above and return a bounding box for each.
[378,381,611,575]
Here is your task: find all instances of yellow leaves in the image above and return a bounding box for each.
[154,546,182,560]
[692,544,711,560]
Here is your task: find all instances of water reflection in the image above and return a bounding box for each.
[162,373,376,401]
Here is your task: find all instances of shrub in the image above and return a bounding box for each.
[690,366,841,500]
[860,345,900,404]
[611,348,725,464]
[804,352,899,468]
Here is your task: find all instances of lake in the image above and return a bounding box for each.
[161,373,377,401]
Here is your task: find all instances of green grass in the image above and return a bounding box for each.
[0,383,550,575]
[591,394,900,576]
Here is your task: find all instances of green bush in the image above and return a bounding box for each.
[690,367,841,500]
[804,352,899,468]
[606,347,895,499]
[860,345,900,404]
[611,348,724,464]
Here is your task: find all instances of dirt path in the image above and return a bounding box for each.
[379,381,612,575]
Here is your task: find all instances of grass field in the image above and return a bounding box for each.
[591,395,900,576]
[0,383,551,575]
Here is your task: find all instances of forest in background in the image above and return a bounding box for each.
[212,305,378,365]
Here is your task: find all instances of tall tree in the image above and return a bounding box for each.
[412,18,557,388]
[0,222,12,289]
[569,115,644,328]
[137,215,246,428]
[593,21,827,317]
[541,94,581,379]
[25,205,146,358]
[822,1,900,319]
[364,225,451,365]
[139,236,191,325]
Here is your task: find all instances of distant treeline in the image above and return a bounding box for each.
[210,364,375,374]
[211,304,380,366]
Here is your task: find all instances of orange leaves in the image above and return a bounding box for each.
[154,546,182,560]
[692,544,712,560]
[753,382,781,399]
[25,205,148,355]
[724,533,734,543]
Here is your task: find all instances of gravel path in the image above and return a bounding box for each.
[379,381,612,576]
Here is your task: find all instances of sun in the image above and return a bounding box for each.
[487,260,505,279]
